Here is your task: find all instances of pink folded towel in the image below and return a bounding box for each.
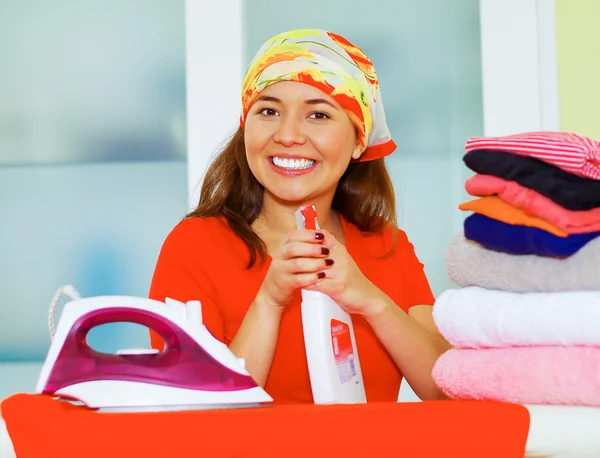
[433,347,600,406]
[465,131,600,180]
[465,174,600,234]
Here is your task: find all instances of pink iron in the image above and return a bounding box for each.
[35,285,273,412]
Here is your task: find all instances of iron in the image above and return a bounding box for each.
[36,285,273,412]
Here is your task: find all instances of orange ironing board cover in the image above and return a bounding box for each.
[2,393,530,458]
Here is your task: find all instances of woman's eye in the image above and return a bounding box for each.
[259,108,278,116]
[310,112,330,120]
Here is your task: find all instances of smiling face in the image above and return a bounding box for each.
[243,81,361,209]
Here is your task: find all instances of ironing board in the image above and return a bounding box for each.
[2,395,600,457]
[1,394,529,458]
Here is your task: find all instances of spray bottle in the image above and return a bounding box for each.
[295,205,367,404]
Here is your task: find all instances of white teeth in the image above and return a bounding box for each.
[273,157,315,170]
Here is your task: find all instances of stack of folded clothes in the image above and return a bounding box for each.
[431,131,600,406]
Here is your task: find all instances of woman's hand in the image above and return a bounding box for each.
[304,230,388,318]
[256,229,334,312]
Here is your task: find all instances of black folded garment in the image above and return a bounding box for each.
[463,150,600,211]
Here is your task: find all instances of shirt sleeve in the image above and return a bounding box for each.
[396,229,435,307]
[148,220,225,349]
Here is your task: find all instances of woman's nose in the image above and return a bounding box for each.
[273,115,306,147]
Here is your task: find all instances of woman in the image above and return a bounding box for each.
[149,28,451,403]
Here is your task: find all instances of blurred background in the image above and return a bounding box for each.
[0,0,189,394]
[1,0,598,400]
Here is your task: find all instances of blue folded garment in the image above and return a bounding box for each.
[464,213,600,257]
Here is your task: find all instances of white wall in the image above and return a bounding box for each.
[478,0,559,135]
[185,0,243,210]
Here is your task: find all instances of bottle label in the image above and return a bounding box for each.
[330,319,357,384]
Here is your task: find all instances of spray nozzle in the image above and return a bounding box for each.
[296,205,320,231]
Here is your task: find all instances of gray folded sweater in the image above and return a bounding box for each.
[446,232,600,293]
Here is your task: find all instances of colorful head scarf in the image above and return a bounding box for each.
[240,28,396,162]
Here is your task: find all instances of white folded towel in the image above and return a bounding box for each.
[433,286,600,348]
[446,232,600,293]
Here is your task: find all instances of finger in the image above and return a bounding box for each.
[314,229,342,250]
[291,271,328,289]
[284,257,335,274]
[303,271,329,290]
[283,229,325,244]
[279,241,331,260]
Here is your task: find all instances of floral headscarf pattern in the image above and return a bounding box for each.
[240,29,396,162]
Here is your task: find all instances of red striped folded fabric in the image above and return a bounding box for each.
[465,131,600,180]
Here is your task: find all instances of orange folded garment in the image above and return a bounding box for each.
[2,393,530,458]
[459,195,569,237]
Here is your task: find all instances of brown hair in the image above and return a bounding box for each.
[186,126,398,267]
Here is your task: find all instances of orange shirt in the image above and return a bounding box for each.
[459,196,568,237]
[148,216,435,404]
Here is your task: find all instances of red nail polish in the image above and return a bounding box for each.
[324,258,334,266]
[315,232,324,240]
[317,272,326,279]
[321,247,330,255]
